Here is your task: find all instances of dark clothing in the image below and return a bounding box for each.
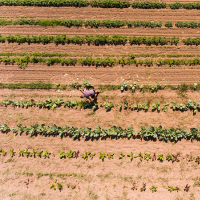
[83,90,95,98]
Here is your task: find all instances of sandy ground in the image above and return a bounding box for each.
[0,3,200,200]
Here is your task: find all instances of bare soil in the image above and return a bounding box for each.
[0,4,200,200]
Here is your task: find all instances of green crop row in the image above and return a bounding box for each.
[1,123,200,141]
[0,34,200,46]
[0,0,199,9]
[0,52,199,58]
[1,19,200,28]
[0,81,200,93]
[1,98,200,114]
[1,55,200,68]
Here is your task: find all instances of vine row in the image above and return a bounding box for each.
[0,0,200,10]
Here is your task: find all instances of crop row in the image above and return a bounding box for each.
[1,148,200,164]
[0,0,200,9]
[1,19,200,29]
[2,55,200,68]
[0,81,199,93]
[1,123,200,141]
[0,52,199,58]
[1,98,200,114]
[0,34,185,46]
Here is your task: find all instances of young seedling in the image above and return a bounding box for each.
[144,152,151,161]
[89,152,96,159]
[158,154,164,162]
[24,150,30,158]
[172,153,180,163]
[99,152,106,161]
[184,184,190,192]
[131,181,137,190]
[59,150,66,159]
[73,150,80,159]
[166,153,173,161]
[168,186,180,192]
[188,155,195,162]
[127,152,133,161]
[50,180,57,190]
[81,151,95,161]
[18,149,24,157]
[107,153,114,160]
[8,149,15,157]
[67,183,70,188]
[134,152,143,161]
[0,148,7,156]
[152,153,156,161]
[140,183,146,192]
[37,150,43,158]
[149,185,157,193]
[57,182,63,192]
[119,152,125,159]
[42,150,51,159]
[66,150,73,158]
[30,149,37,158]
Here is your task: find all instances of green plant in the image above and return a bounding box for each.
[119,152,125,159]
[144,152,151,161]
[134,152,143,161]
[59,150,66,159]
[66,150,73,158]
[57,182,63,191]
[37,150,43,158]
[149,185,157,192]
[107,153,114,160]
[130,82,136,93]
[8,148,15,157]
[99,152,106,161]
[30,149,37,158]
[121,81,128,92]
[166,153,173,161]
[168,185,180,192]
[24,150,30,158]
[131,181,137,190]
[127,152,133,161]
[0,148,7,156]
[140,183,146,192]
[157,154,164,162]
[81,151,95,161]
[42,150,51,159]
[104,102,114,111]
[18,149,24,157]
[162,102,169,112]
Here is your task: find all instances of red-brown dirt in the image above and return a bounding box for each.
[0,3,200,200]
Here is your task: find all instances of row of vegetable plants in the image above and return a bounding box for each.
[0,34,183,46]
[1,148,199,164]
[1,19,200,29]
[0,80,199,93]
[1,123,200,141]
[1,98,200,114]
[0,52,199,58]
[1,34,199,46]
[0,0,199,9]
[2,55,200,68]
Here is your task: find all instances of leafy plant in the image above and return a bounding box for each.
[119,152,125,159]
[127,152,133,161]
[150,185,157,192]
[134,152,143,161]
[166,153,173,161]
[121,81,128,92]
[144,152,151,161]
[30,149,37,158]
[140,183,146,192]
[131,181,137,190]
[66,150,73,158]
[172,153,180,163]
[0,148,7,156]
[162,102,169,112]
[59,150,66,159]
[81,151,95,161]
[57,182,63,192]
[157,154,164,162]
[130,82,136,93]
[42,150,51,159]
[24,150,30,158]
[99,152,106,161]
[18,149,24,157]
[37,150,43,158]
[107,153,114,160]
[168,185,180,192]
[104,102,114,111]
[8,148,15,157]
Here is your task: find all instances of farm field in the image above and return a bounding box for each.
[0,1,200,200]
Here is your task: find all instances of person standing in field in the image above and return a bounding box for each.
[79,88,99,101]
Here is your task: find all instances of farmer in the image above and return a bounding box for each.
[80,88,99,101]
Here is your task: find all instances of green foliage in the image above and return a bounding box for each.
[107,153,114,160]
[165,21,173,28]
[81,151,95,160]
[104,102,114,111]
[166,153,173,161]
[66,150,73,158]
[168,186,181,192]
[99,152,106,161]
[121,81,128,92]
[150,185,157,192]
[18,149,24,157]
[152,100,160,112]
[24,150,30,158]
[57,182,63,191]
[82,79,93,89]
[127,152,133,161]
[43,150,51,159]
[140,183,146,192]
[132,1,166,9]
[144,152,151,161]
[90,0,130,8]
[8,148,15,157]
[59,150,66,159]
[119,152,125,159]
[0,148,7,156]
[37,150,43,158]
[30,149,37,158]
